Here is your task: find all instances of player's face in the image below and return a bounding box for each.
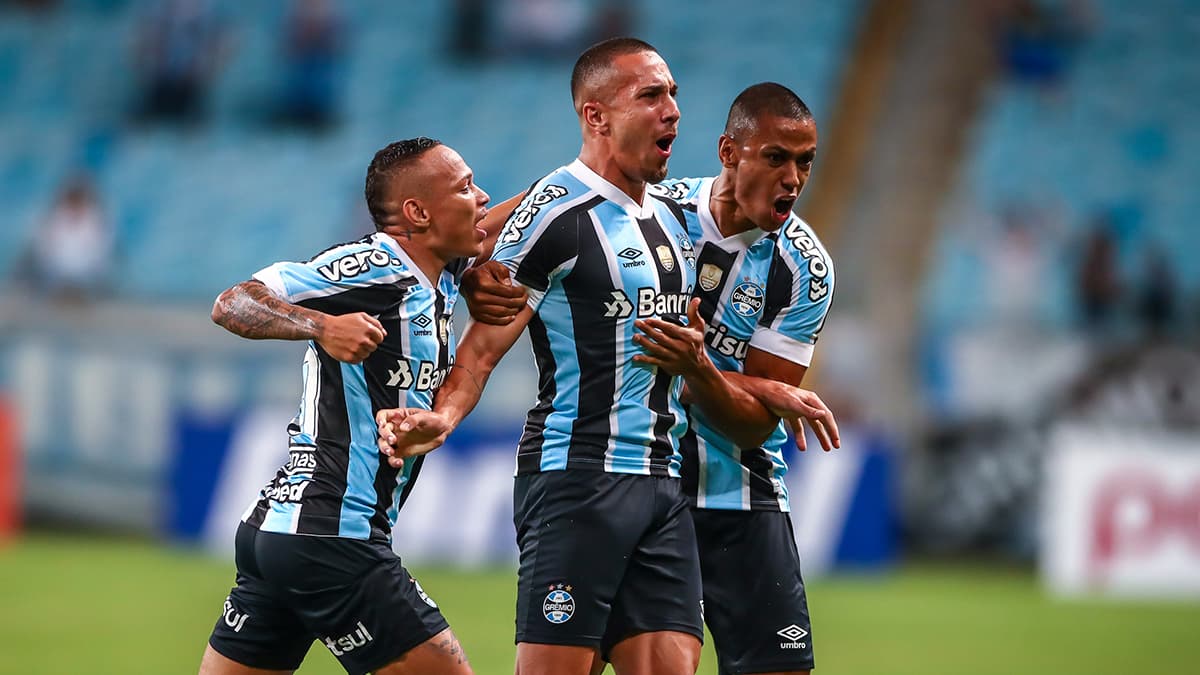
[606,51,680,184]
[730,114,817,231]
[420,145,490,259]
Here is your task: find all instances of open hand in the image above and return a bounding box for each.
[765,386,840,452]
[632,298,709,376]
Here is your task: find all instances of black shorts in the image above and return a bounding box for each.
[207,522,450,675]
[693,508,814,673]
[513,470,704,656]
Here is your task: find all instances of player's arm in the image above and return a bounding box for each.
[634,299,779,449]
[462,191,531,326]
[724,350,839,451]
[376,307,532,466]
[211,279,385,363]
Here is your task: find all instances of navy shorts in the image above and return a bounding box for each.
[693,508,815,673]
[512,470,704,657]
[207,522,449,675]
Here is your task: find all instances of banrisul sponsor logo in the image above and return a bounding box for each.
[323,621,374,657]
[387,359,449,391]
[317,249,401,282]
[543,583,576,624]
[731,281,765,316]
[222,596,249,633]
[704,322,749,360]
[777,624,808,650]
[636,287,691,318]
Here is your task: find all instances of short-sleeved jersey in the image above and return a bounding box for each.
[650,177,834,512]
[492,160,698,477]
[240,233,467,541]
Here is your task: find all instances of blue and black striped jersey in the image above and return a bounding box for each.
[650,177,834,512]
[492,160,698,477]
[240,232,467,541]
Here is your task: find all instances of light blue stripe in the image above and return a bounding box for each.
[539,292,578,471]
[338,362,381,539]
[259,497,300,533]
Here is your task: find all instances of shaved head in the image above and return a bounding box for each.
[724,82,812,139]
[364,137,442,231]
[570,37,659,114]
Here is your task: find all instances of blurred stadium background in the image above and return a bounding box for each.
[1,0,1199,673]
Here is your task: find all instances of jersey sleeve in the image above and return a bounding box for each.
[252,243,415,316]
[750,229,835,367]
[648,177,705,203]
[490,183,580,310]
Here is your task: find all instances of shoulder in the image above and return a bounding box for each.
[647,177,707,208]
[496,168,597,247]
[772,216,833,302]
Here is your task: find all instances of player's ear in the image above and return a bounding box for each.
[401,198,429,228]
[582,101,608,134]
[717,134,738,168]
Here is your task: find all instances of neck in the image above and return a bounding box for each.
[386,231,447,284]
[709,172,756,238]
[578,144,645,205]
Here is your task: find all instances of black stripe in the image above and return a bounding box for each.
[678,420,700,505]
[741,447,783,510]
[513,196,603,292]
[649,192,689,230]
[297,278,417,317]
[761,243,795,328]
[517,314,556,473]
[395,454,426,512]
[297,347,351,535]
[244,493,270,529]
[635,216,686,470]
[694,242,737,321]
[563,211,618,468]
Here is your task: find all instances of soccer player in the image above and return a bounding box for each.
[637,83,834,675]
[375,38,801,675]
[198,137,489,675]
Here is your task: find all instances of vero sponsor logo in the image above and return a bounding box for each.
[323,621,374,657]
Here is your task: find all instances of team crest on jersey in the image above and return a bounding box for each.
[543,584,575,624]
[731,282,765,316]
[655,245,675,272]
[676,234,696,269]
[699,263,723,292]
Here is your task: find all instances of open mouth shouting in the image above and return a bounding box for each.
[655,133,676,158]
[772,195,796,224]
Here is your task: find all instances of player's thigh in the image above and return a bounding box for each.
[372,628,472,675]
[608,630,700,675]
[198,644,295,675]
[515,642,604,675]
[602,478,704,656]
[513,471,653,648]
[693,509,814,674]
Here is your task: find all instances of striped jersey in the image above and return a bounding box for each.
[650,177,834,512]
[492,159,698,477]
[240,232,467,541]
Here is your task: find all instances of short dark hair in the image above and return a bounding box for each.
[364,137,441,231]
[724,82,813,138]
[570,37,659,108]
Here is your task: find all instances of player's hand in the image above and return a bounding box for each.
[462,260,526,326]
[764,385,840,452]
[632,298,709,377]
[317,312,386,363]
[376,408,452,469]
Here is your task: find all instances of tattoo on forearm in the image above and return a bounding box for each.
[214,281,324,341]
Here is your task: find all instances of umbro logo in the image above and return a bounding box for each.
[777,624,809,650]
[411,314,432,328]
[617,247,646,268]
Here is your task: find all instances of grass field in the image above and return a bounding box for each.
[1,533,1198,674]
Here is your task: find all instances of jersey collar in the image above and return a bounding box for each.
[375,232,434,289]
[567,159,656,219]
[697,177,772,252]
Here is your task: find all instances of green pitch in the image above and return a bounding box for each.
[1,533,1198,674]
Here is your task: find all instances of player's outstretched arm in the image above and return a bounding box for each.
[634,299,779,449]
[735,348,840,452]
[377,305,533,468]
[211,279,386,363]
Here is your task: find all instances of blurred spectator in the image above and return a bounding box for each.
[132,0,228,126]
[26,176,113,301]
[1135,244,1177,338]
[448,0,490,62]
[1074,219,1121,330]
[994,0,1090,93]
[982,204,1050,328]
[273,0,346,131]
[497,0,589,59]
